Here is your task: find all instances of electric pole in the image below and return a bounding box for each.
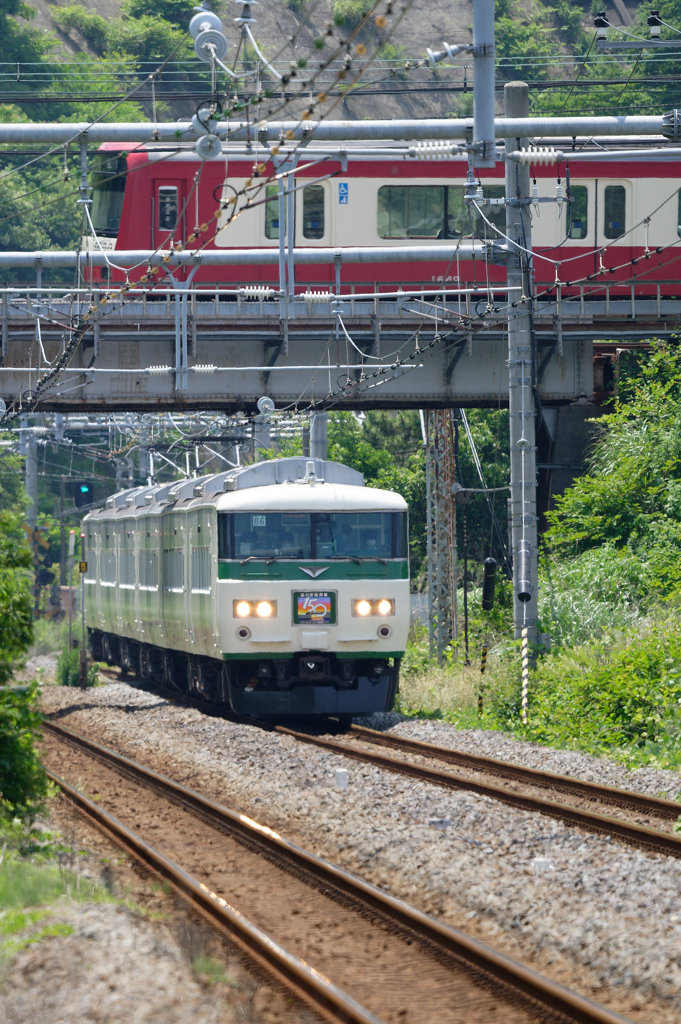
[505,81,538,642]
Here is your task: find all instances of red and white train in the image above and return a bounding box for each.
[87,140,681,296]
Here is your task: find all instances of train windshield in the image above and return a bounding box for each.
[90,153,128,237]
[219,511,407,560]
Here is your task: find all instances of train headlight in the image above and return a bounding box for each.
[352,598,395,617]
[233,599,278,618]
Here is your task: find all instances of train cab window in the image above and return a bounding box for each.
[158,186,178,231]
[303,184,325,238]
[604,184,626,239]
[265,184,287,239]
[234,512,312,559]
[568,185,588,239]
[90,153,127,237]
[315,512,394,559]
[378,185,506,239]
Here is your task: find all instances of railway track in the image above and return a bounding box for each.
[276,724,681,859]
[96,667,681,857]
[43,718,633,1024]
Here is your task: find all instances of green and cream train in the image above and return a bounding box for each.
[84,457,409,719]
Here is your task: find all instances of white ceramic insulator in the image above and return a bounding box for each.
[146,365,172,375]
[555,183,564,201]
[239,286,275,300]
[517,147,562,166]
[410,141,456,160]
[192,364,217,374]
[302,290,334,303]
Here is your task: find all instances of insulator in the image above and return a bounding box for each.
[555,182,564,202]
[481,557,498,612]
[301,290,334,303]
[409,141,457,160]
[516,539,532,603]
[192,364,217,374]
[531,181,539,201]
[516,147,562,166]
[146,365,172,375]
[239,286,276,300]
[475,184,484,201]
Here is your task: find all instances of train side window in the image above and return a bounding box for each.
[265,184,286,239]
[568,185,588,239]
[158,186,178,231]
[303,184,325,238]
[377,186,444,238]
[604,184,626,239]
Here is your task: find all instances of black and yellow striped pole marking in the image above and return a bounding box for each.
[478,643,488,716]
[521,626,530,724]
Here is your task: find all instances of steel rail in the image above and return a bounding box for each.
[350,724,681,819]
[45,765,385,1024]
[275,726,681,858]
[43,718,633,1024]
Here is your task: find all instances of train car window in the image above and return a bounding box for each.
[604,184,626,239]
[568,185,588,239]
[379,185,506,239]
[315,512,393,559]
[91,153,127,237]
[233,512,312,559]
[378,186,444,238]
[303,184,325,238]
[139,551,158,591]
[158,186,178,231]
[265,184,287,239]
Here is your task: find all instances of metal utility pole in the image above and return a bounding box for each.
[473,0,497,167]
[505,81,538,642]
[59,476,66,586]
[67,528,75,651]
[310,412,328,460]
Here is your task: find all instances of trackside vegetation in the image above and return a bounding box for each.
[397,341,681,772]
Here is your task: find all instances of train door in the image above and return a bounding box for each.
[152,178,187,277]
[161,513,188,651]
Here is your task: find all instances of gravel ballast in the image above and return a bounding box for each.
[41,684,681,1023]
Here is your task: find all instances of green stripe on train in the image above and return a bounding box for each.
[217,560,409,581]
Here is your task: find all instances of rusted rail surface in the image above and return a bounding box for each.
[44,719,633,1024]
[47,766,384,1024]
[351,724,681,819]
[276,725,681,858]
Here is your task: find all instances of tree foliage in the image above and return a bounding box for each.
[545,342,681,598]
[0,683,49,821]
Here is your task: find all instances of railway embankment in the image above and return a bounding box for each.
[40,681,681,1024]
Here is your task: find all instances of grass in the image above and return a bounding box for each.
[193,953,241,988]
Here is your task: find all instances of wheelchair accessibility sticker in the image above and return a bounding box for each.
[338,182,348,204]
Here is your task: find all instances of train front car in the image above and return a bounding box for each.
[84,456,409,720]
[217,458,408,717]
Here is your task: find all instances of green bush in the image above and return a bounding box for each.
[56,647,98,688]
[0,683,49,822]
[490,616,681,767]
